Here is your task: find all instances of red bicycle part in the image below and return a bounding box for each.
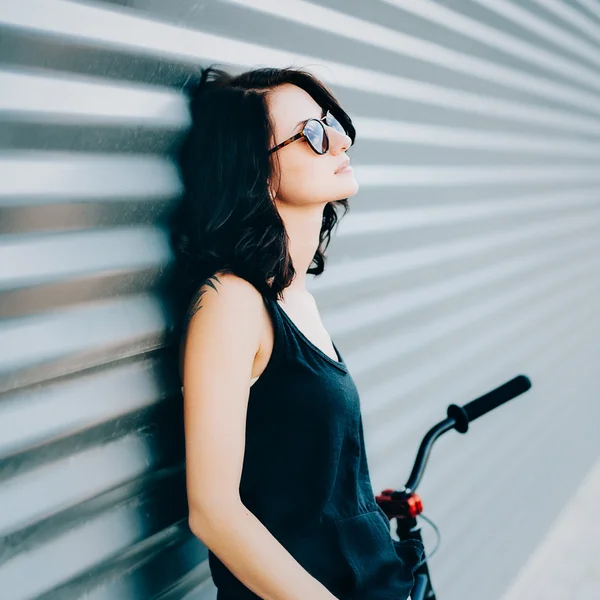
[375,488,424,519]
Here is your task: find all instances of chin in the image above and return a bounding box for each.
[340,179,360,199]
[330,178,359,202]
[322,180,360,203]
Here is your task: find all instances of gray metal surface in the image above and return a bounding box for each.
[498,456,600,600]
[1,1,599,599]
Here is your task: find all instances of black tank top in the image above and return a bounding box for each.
[209,292,424,600]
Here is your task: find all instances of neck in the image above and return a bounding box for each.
[275,201,324,296]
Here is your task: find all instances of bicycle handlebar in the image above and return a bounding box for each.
[388,374,532,600]
[447,374,531,433]
[403,374,532,492]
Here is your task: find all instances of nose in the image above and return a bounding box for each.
[326,125,352,155]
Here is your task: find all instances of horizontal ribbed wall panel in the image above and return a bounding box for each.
[1,1,598,599]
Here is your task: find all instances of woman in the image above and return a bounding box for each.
[171,64,423,600]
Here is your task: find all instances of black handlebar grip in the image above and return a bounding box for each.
[448,374,531,433]
[464,374,531,422]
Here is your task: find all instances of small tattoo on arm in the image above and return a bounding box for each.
[186,273,222,323]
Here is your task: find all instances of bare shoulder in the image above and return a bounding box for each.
[183,271,267,336]
[179,271,266,382]
[189,270,263,315]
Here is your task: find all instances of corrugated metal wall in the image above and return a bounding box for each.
[1,1,599,599]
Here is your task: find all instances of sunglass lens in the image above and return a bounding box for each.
[325,112,352,146]
[305,119,327,154]
[325,112,343,134]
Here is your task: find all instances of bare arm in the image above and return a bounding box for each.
[182,273,338,600]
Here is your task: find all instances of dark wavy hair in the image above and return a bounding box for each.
[168,63,356,339]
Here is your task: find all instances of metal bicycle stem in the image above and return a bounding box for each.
[375,418,457,600]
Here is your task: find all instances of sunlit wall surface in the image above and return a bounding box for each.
[1,1,599,599]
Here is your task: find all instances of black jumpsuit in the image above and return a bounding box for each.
[210,292,424,600]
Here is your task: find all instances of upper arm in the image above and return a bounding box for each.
[182,273,264,529]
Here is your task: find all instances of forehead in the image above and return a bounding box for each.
[267,83,322,137]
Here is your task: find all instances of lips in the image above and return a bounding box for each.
[335,158,350,174]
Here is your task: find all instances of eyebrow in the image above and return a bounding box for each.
[293,107,327,134]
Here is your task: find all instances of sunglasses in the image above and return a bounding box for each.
[268,110,352,155]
